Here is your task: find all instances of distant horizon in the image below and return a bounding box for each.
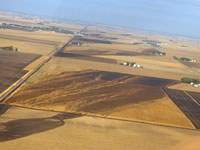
[0,0,200,38]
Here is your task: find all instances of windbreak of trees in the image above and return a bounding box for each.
[75,37,112,44]
[181,77,200,84]
[174,56,192,62]
[142,40,161,47]
[0,23,74,34]
[0,46,18,52]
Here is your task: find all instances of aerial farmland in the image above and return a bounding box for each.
[0,10,200,150]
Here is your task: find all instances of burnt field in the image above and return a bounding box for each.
[8,70,173,113]
[64,47,165,58]
[164,88,200,129]
[187,91,200,104]
[0,33,60,46]
[0,50,39,93]
[56,52,117,64]
[63,49,141,56]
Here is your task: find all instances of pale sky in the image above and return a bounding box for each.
[0,0,200,37]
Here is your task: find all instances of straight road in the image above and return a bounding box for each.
[0,36,75,103]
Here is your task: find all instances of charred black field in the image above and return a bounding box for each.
[7,70,174,113]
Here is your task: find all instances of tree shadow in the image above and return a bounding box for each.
[0,112,80,142]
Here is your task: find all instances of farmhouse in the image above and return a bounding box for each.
[119,62,143,68]
[190,82,200,88]
[153,51,166,56]
[189,59,197,63]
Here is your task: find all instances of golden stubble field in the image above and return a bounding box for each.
[0,29,72,55]
[0,106,199,150]
[64,30,200,79]
[169,83,200,93]
[96,55,196,75]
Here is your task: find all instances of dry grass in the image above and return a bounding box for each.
[95,55,196,75]
[87,43,150,53]
[0,14,38,26]
[0,29,72,43]
[110,96,193,128]
[96,55,184,68]
[163,43,200,53]
[163,48,200,59]
[24,56,48,71]
[134,55,177,62]
[0,38,55,55]
[0,106,199,150]
[65,32,199,79]
[169,83,200,93]
[0,29,72,55]
[24,57,195,80]
[44,57,197,80]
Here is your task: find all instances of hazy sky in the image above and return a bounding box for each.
[0,0,200,37]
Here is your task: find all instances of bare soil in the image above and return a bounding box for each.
[0,50,39,93]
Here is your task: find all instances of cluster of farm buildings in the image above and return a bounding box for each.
[119,62,143,68]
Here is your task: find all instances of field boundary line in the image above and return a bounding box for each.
[5,104,199,131]
[162,87,196,129]
[185,91,200,106]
